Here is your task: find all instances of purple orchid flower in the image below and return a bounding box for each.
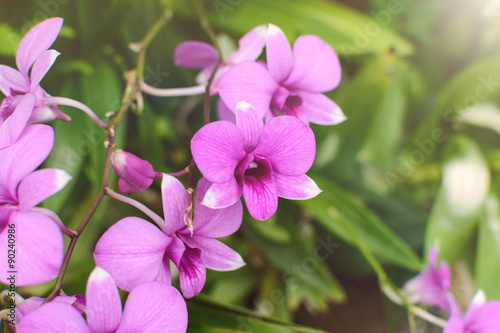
[17,266,188,333]
[191,101,321,221]
[0,124,70,285]
[111,149,156,194]
[444,290,500,333]
[218,24,346,125]
[402,247,457,314]
[174,24,266,96]
[0,17,106,128]
[94,175,244,298]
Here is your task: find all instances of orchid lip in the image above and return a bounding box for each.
[234,153,273,185]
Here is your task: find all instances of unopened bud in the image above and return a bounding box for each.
[111,149,155,194]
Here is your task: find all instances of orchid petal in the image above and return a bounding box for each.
[254,116,316,176]
[443,315,463,333]
[174,41,218,69]
[0,65,28,96]
[235,101,264,153]
[16,296,80,323]
[201,178,243,209]
[191,121,246,183]
[0,93,35,149]
[295,91,346,125]
[219,61,278,119]
[229,24,267,63]
[243,157,278,221]
[266,24,293,83]
[273,173,321,200]
[30,50,60,92]
[181,235,245,271]
[190,177,243,238]
[18,168,71,210]
[16,17,63,77]
[94,217,171,291]
[465,299,500,332]
[86,267,122,333]
[216,98,236,123]
[0,211,63,286]
[177,247,206,298]
[116,282,188,333]
[161,175,190,235]
[0,124,54,199]
[17,302,90,333]
[284,35,341,92]
[165,236,186,267]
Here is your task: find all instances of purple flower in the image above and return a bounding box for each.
[444,290,500,333]
[94,175,244,298]
[191,101,321,221]
[17,266,188,333]
[111,149,155,194]
[0,17,106,127]
[402,247,456,314]
[174,25,266,95]
[0,124,70,285]
[219,24,346,125]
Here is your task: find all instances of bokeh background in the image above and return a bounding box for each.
[1,0,500,332]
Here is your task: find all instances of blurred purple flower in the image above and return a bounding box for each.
[444,290,500,333]
[191,101,321,220]
[17,266,188,333]
[219,24,345,125]
[174,24,266,95]
[0,124,70,286]
[94,175,244,298]
[111,149,155,194]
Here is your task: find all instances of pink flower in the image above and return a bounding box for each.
[402,247,456,314]
[444,290,500,333]
[191,101,321,221]
[111,149,155,194]
[219,24,346,125]
[0,17,106,127]
[17,266,188,333]
[94,176,244,298]
[0,124,71,286]
[174,25,266,95]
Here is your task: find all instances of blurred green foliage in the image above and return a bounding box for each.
[1,0,500,331]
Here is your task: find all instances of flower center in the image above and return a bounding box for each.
[235,154,273,185]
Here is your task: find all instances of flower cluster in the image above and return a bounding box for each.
[1,16,344,332]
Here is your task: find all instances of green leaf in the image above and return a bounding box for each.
[299,176,422,271]
[425,135,490,265]
[206,0,414,58]
[187,295,329,333]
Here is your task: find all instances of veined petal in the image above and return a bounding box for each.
[284,35,341,92]
[218,61,278,119]
[0,65,28,96]
[274,173,321,200]
[18,168,71,210]
[201,178,243,209]
[235,101,264,153]
[191,177,242,238]
[0,211,63,286]
[229,24,267,63]
[266,24,293,83]
[0,124,54,199]
[253,116,316,176]
[86,267,122,333]
[243,157,278,221]
[17,302,90,333]
[16,296,81,323]
[177,247,206,298]
[16,17,63,77]
[94,217,171,291]
[216,98,236,123]
[181,235,245,271]
[295,91,346,125]
[165,236,186,268]
[0,93,35,149]
[161,175,190,236]
[30,50,60,92]
[116,282,187,333]
[191,121,246,183]
[174,41,218,69]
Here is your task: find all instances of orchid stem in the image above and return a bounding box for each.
[44,96,108,129]
[29,207,76,237]
[105,188,167,232]
[140,81,206,97]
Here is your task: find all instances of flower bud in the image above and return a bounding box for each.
[111,149,154,194]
